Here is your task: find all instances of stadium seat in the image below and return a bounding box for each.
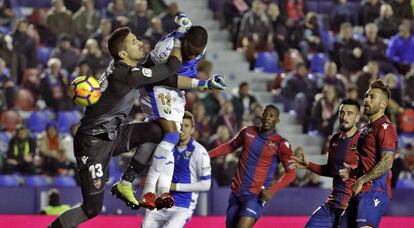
[0,175,20,187]
[57,111,81,134]
[37,47,52,66]
[27,111,52,134]
[310,53,327,74]
[54,176,77,187]
[254,51,280,73]
[24,175,49,187]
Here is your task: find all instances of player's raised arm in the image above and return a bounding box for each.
[208,127,246,158]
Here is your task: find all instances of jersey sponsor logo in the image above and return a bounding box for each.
[142,68,152,77]
[246,208,257,215]
[268,142,276,148]
[382,123,389,130]
[81,156,88,165]
[356,219,367,222]
[374,199,380,207]
[93,179,101,189]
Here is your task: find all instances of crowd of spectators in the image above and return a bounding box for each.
[209,0,414,187]
[0,0,414,189]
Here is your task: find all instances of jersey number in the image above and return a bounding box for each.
[89,164,103,179]
[158,93,171,107]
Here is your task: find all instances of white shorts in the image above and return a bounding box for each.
[139,86,186,130]
[141,207,193,228]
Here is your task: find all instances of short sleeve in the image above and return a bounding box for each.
[278,140,295,170]
[149,36,174,65]
[377,122,398,153]
[195,146,211,180]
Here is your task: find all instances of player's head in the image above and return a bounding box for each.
[261,105,280,131]
[108,27,145,63]
[182,26,207,60]
[339,99,360,132]
[180,111,195,143]
[363,79,390,117]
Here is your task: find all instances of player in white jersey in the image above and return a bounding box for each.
[137,15,223,210]
[142,111,211,228]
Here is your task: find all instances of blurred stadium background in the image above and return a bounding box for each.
[0,0,414,227]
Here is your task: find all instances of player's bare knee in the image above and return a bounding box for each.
[157,118,178,133]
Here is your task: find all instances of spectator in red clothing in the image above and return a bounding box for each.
[38,123,70,176]
[209,105,296,228]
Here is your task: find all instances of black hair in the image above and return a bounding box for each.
[264,104,280,117]
[186,26,208,48]
[341,99,361,111]
[108,27,131,60]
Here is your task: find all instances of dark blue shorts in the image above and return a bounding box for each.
[305,203,348,228]
[225,192,265,227]
[354,190,391,228]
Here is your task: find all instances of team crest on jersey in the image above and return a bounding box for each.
[163,107,171,114]
[350,144,357,150]
[142,68,152,77]
[184,151,192,159]
[93,179,101,189]
[268,142,276,148]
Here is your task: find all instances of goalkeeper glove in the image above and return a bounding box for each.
[198,74,227,91]
[174,14,192,39]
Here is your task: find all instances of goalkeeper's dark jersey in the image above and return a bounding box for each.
[77,56,180,140]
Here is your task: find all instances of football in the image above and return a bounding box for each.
[69,76,101,106]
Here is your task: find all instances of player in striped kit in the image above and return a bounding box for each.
[289,99,361,228]
[340,80,397,228]
[142,111,211,228]
[209,105,296,228]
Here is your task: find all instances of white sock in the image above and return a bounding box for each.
[142,141,175,194]
[157,151,175,195]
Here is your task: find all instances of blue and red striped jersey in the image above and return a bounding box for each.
[358,115,397,197]
[326,132,359,209]
[210,126,296,195]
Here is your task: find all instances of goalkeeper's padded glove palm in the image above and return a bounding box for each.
[174,14,192,39]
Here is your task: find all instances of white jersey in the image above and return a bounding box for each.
[142,139,211,228]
